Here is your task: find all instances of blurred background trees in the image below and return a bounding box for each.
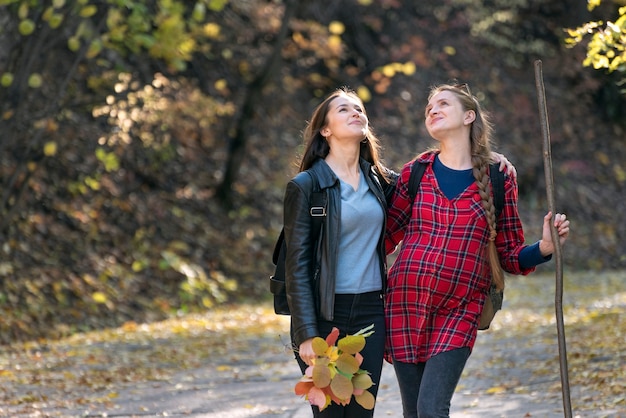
[0,0,624,343]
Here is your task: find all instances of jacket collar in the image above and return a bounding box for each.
[310,158,374,189]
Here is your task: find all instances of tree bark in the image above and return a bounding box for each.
[215,0,300,207]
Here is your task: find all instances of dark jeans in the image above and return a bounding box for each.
[392,347,471,418]
[293,291,386,418]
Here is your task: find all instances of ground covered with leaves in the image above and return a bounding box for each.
[0,271,624,417]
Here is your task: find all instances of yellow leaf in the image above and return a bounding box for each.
[44,141,57,157]
[330,373,353,401]
[357,85,371,102]
[352,372,373,390]
[337,335,365,354]
[355,390,375,409]
[311,336,329,356]
[28,73,42,88]
[328,21,345,35]
[80,5,97,18]
[312,364,332,388]
[1,73,14,87]
[19,19,36,36]
[486,385,506,394]
[335,353,359,375]
[92,292,107,304]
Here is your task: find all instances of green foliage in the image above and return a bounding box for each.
[565,0,626,90]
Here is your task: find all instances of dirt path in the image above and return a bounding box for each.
[1,271,625,417]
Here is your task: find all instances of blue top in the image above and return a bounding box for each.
[335,169,384,293]
[432,156,550,269]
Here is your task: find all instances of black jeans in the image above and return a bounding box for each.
[293,291,386,418]
[392,347,471,418]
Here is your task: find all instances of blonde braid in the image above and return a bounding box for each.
[429,83,505,291]
[472,160,505,291]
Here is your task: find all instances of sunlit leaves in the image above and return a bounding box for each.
[203,22,220,38]
[92,291,108,304]
[95,148,120,172]
[328,21,345,35]
[565,1,626,86]
[18,19,35,35]
[27,73,43,88]
[192,2,206,22]
[5,0,233,75]
[44,141,58,157]
[1,73,14,87]
[208,0,229,12]
[79,5,97,18]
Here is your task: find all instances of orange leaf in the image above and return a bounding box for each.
[295,380,314,396]
[325,327,340,346]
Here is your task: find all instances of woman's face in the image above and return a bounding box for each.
[321,94,368,142]
[424,90,473,139]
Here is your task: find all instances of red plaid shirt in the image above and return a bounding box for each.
[385,152,535,363]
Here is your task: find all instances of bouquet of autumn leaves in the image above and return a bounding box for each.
[294,324,375,411]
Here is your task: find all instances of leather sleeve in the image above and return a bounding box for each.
[381,168,399,205]
[283,174,319,347]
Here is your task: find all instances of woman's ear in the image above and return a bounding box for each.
[464,110,476,125]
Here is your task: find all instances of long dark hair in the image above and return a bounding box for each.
[298,88,388,182]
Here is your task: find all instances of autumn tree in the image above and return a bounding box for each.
[566,0,626,92]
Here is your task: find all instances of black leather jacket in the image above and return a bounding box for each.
[284,158,395,347]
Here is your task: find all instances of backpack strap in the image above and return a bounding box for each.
[489,163,505,219]
[407,160,427,203]
[272,170,327,265]
[308,171,326,237]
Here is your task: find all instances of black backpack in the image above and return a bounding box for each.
[269,171,327,315]
[407,161,505,330]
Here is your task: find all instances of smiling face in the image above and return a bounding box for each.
[424,89,475,140]
[320,93,369,142]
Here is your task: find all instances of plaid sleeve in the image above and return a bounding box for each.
[496,174,536,275]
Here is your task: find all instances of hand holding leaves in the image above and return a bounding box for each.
[294,325,375,411]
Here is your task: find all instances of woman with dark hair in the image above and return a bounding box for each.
[283,87,515,418]
[284,87,391,418]
[384,83,571,418]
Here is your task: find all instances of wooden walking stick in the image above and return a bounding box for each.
[534,59,573,417]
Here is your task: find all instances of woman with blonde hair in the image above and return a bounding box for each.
[384,83,570,418]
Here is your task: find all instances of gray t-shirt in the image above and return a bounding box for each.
[335,169,384,294]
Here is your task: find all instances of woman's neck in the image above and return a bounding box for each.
[325,148,361,189]
[437,141,472,170]
[325,146,360,175]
